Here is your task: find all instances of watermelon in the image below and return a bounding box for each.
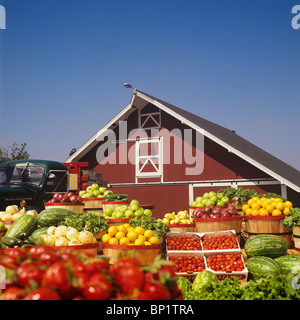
[177,276,192,296]
[245,256,282,280]
[274,255,300,275]
[192,270,219,291]
[244,234,287,258]
[38,208,73,227]
[28,227,48,244]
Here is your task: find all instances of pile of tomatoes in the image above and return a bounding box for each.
[202,234,239,250]
[0,246,182,300]
[169,255,205,273]
[206,254,245,272]
[166,235,202,251]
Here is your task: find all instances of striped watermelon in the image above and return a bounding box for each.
[274,255,300,275]
[192,270,219,291]
[244,234,287,258]
[38,208,73,227]
[245,256,282,280]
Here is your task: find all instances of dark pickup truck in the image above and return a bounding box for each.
[0,159,70,212]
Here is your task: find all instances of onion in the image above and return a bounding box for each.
[204,206,212,214]
[221,211,230,218]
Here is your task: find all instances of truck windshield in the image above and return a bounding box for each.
[8,163,44,185]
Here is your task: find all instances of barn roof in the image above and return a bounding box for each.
[66,88,300,193]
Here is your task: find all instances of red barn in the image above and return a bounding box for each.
[66,87,300,218]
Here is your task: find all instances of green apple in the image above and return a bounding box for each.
[143,209,152,217]
[124,209,134,218]
[104,207,114,217]
[202,192,210,199]
[216,200,225,207]
[208,191,216,198]
[190,201,197,207]
[103,190,113,197]
[99,187,107,194]
[217,192,224,199]
[130,204,139,212]
[222,196,230,204]
[195,196,203,203]
[79,190,86,197]
[210,195,218,204]
[134,209,143,218]
[115,211,125,219]
[93,190,101,197]
[90,183,99,191]
[86,186,93,193]
[119,205,128,213]
[86,192,94,198]
[130,199,140,207]
[205,199,214,206]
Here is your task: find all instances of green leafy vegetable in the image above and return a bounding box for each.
[129,216,169,238]
[59,212,109,234]
[185,274,300,300]
[282,207,300,230]
[217,187,258,205]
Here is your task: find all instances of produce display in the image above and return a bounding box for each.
[282,207,300,229]
[46,192,83,204]
[101,224,160,246]
[206,254,245,272]
[79,184,113,198]
[0,205,38,222]
[58,212,108,235]
[1,208,105,249]
[244,234,288,258]
[169,255,206,273]
[37,226,97,246]
[129,216,169,238]
[202,234,239,250]
[0,248,182,300]
[192,204,239,219]
[160,210,194,225]
[190,191,230,207]
[245,256,282,280]
[242,197,292,216]
[38,208,74,227]
[180,271,300,300]
[1,186,300,301]
[217,187,259,205]
[103,193,128,202]
[274,255,300,274]
[166,235,202,251]
[5,214,38,239]
[103,199,152,219]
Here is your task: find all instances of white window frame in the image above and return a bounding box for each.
[138,108,161,130]
[135,137,163,183]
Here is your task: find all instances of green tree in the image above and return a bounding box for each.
[0,142,30,163]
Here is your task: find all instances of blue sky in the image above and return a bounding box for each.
[0,0,300,170]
